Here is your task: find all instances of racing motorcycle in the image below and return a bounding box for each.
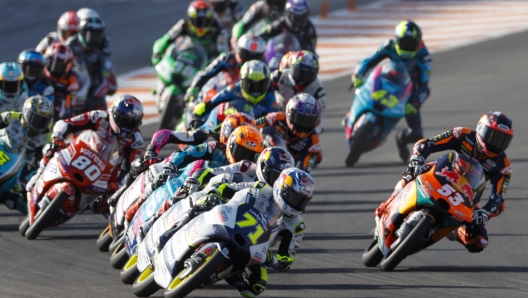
[264,32,301,72]
[345,61,413,166]
[20,130,122,240]
[131,188,282,298]
[96,161,164,253]
[361,152,485,271]
[155,36,208,131]
[0,123,29,215]
[109,160,222,269]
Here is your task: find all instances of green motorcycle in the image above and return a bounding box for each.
[155,36,208,130]
[231,17,270,41]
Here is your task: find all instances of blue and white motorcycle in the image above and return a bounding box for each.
[345,62,413,166]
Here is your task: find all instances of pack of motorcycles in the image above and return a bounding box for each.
[4,10,491,298]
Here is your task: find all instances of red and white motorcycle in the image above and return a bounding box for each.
[20,130,123,240]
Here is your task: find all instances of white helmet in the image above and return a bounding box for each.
[77,8,100,20]
[273,167,314,218]
[236,34,266,64]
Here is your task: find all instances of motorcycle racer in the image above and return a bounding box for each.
[152,0,229,63]
[271,50,325,133]
[27,95,144,206]
[43,43,79,120]
[183,34,266,104]
[190,60,279,128]
[0,62,29,113]
[35,11,79,53]
[377,111,513,253]
[352,20,432,162]
[17,50,55,104]
[0,95,54,214]
[259,0,317,53]
[230,0,287,46]
[256,93,322,172]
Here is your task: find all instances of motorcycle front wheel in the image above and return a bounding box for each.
[132,267,160,297]
[164,247,227,298]
[25,191,69,240]
[380,216,433,271]
[110,241,130,269]
[345,120,374,167]
[361,238,383,267]
[96,225,112,252]
[158,93,184,131]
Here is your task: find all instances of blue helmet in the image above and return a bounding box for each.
[0,62,25,104]
[285,0,309,32]
[256,147,295,186]
[17,49,45,82]
[109,95,144,138]
[273,167,314,217]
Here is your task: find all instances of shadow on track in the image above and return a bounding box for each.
[406,266,528,273]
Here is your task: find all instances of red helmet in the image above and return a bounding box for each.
[57,11,79,42]
[44,43,73,78]
[476,111,513,158]
[187,0,214,37]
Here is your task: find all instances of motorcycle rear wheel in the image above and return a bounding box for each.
[164,247,227,298]
[132,267,160,297]
[110,241,130,269]
[345,121,374,167]
[25,191,69,240]
[19,217,30,237]
[96,225,112,252]
[380,216,433,271]
[361,239,383,267]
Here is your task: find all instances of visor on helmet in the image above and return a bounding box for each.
[0,80,22,95]
[46,58,69,77]
[291,64,317,86]
[112,111,142,132]
[477,124,512,154]
[281,186,311,212]
[230,142,259,162]
[238,49,264,63]
[396,36,420,52]
[21,63,44,81]
[25,111,52,132]
[289,110,319,133]
[81,28,104,47]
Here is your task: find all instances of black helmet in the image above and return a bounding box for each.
[476,111,513,157]
[394,20,422,59]
[79,16,105,48]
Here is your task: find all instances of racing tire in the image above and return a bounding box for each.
[132,267,160,297]
[164,247,227,298]
[96,225,112,252]
[362,239,384,267]
[158,95,183,131]
[108,231,124,254]
[345,121,374,167]
[380,216,433,271]
[110,241,129,269]
[121,253,140,284]
[19,217,30,237]
[25,191,69,240]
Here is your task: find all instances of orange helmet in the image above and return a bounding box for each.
[220,112,255,144]
[187,0,214,37]
[226,125,264,164]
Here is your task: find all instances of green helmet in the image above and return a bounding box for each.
[394,20,422,60]
[240,60,270,105]
[22,95,54,134]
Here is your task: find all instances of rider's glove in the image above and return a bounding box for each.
[350,74,365,90]
[183,177,200,194]
[265,251,293,272]
[472,208,490,225]
[43,138,67,165]
[184,87,199,104]
[482,194,504,218]
[153,162,177,189]
[191,129,210,144]
[407,154,425,177]
[0,111,20,126]
[188,114,202,130]
[193,191,224,212]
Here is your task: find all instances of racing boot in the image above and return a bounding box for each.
[225,265,267,297]
[448,224,488,253]
[1,191,28,215]
[396,130,410,163]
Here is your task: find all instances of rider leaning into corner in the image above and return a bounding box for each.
[26,95,145,215]
[377,111,513,253]
[183,34,267,104]
[152,0,229,62]
[0,95,54,214]
[190,60,280,127]
[256,93,322,172]
[258,0,317,53]
[230,0,286,46]
[351,20,432,163]
[271,50,326,133]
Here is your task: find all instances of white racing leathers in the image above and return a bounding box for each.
[274,69,326,134]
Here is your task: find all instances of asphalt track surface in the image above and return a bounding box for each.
[1,1,528,298]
